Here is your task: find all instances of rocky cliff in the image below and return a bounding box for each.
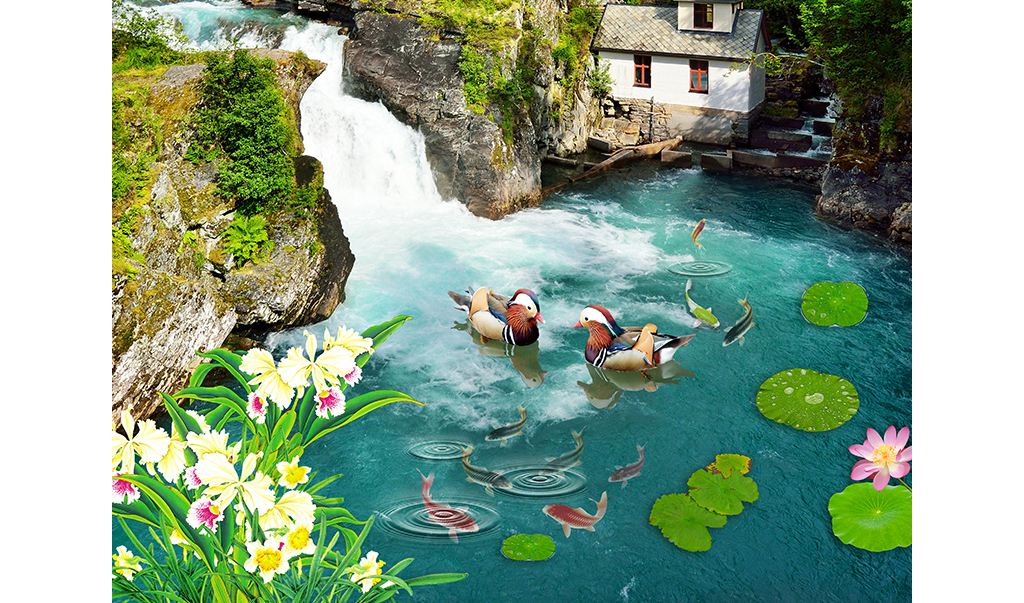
[112,50,355,424]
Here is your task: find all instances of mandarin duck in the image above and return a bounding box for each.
[448,287,545,346]
[573,305,695,372]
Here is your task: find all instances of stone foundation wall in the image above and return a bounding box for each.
[592,97,757,148]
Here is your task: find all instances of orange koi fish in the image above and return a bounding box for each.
[542,491,608,538]
[419,471,479,543]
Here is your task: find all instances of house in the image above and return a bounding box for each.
[591,1,770,146]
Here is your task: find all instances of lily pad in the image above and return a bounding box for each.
[828,483,912,552]
[650,493,728,552]
[687,470,759,516]
[706,454,752,477]
[756,368,859,432]
[500,534,555,561]
[801,282,868,327]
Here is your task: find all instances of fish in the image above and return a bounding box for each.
[540,429,584,475]
[722,298,754,347]
[608,444,646,488]
[684,279,719,328]
[461,446,512,496]
[484,406,528,446]
[418,471,479,543]
[691,219,706,248]
[542,491,608,538]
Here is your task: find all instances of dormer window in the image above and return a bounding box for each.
[694,3,713,29]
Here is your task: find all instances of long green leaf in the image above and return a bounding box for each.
[304,390,423,446]
[295,385,319,436]
[161,392,205,437]
[189,362,219,388]
[357,316,412,369]
[270,410,296,452]
[174,386,257,434]
[403,573,469,586]
[315,506,365,527]
[307,472,344,496]
[120,473,218,568]
[197,348,251,393]
[113,501,159,527]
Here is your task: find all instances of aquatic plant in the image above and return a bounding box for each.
[755,368,859,432]
[649,454,758,552]
[801,281,869,327]
[500,534,556,561]
[111,316,466,602]
[827,425,912,552]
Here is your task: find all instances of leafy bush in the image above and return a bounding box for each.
[188,50,297,215]
[221,214,274,266]
[112,0,189,72]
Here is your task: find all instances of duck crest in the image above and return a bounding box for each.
[587,304,624,336]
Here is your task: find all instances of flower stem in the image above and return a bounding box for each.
[896,477,912,493]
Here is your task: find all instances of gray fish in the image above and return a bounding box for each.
[461,446,512,496]
[608,444,645,488]
[484,406,528,446]
[722,298,754,347]
[540,430,585,475]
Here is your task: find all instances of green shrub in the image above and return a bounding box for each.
[221,214,274,265]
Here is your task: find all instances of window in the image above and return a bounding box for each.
[689,60,709,93]
[694,3,713,29]
[634,55,651,87]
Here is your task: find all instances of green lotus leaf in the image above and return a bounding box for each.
[649,493,727,552]
[500,534,555,561]
[756,368,859,432]
[707,454,752,477]
[686,470,759,515]
[828,483,912,552]
[801,281,868,327]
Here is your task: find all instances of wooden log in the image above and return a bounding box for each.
[543,155,582,168]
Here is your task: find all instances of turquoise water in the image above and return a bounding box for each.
[116,3,912,601]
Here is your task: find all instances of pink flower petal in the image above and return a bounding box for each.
[889,462,910,479]
[851,459,878,481]
[871,466,891,490]
[865,428,884,449]
[898,446,912,462]
[894,426,910,450]
[882,425,898,447]
[848,443,871,458]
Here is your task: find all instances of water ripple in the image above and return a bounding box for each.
[667,260,733,277]
[373,498,502,544]
[498,466,588,499]
[407,440,470,461]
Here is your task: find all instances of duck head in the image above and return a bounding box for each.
[573,305,624,336]
[510,289,544,323]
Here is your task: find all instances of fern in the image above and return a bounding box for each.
[221,215,274,266]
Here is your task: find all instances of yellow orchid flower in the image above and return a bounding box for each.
[240,348,296,409]
[344,551,393,593]
[243,538,289,583]
[324,326,373,356]
[113,546,144,581]
[194,452,276,515]
[275,456,311,489]
[112,406,171,475]
[258,490,316,532]
[280,522,316,558]
[151,425,189,482]
[277,331,357,395]
[186,429,242,463]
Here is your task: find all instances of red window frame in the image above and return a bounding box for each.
[694,3,713,29]
[634,55,651,87]
[689,60,709,93]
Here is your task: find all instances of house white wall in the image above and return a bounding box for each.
[677,2,738,33]
[599,51,754,112]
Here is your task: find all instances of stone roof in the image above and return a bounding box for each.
[591,5,764,60]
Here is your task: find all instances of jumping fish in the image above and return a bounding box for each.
[418,471,479,543]
[540,429,584,475]
[543,491,608,538]
[461,446,512,496]
[684,279,719,328]
[722,298,754,347]
[608,444,646,489]
[691,219,706,248]
[484,406,528,446]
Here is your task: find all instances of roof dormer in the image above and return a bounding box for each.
[677,1,744,34]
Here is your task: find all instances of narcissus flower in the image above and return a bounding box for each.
[258,490,316,532]
[276,456,311,489]
[240,348,296,409]
[277,331,357,396]
[243,539,289,583]
[112,405,171,475]
[112,473,140,504]
[113,546,144,581]
[280,522,316,558]
[315,386,346,419]
[195,452,276,515]
[247,391,268,424]
[324,326,373,357]
[849,425,913,491]
[187,496,224,532]
[344,551,393,593]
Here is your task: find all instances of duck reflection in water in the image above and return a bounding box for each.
[452,319,548,387]
[577,361,696,409]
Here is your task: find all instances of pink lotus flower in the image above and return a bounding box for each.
[849,425,912,491]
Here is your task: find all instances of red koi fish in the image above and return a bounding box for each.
[691,219,706,248]
[419,471,479,543]
[608,444,645,489]
[542,491,608,538]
